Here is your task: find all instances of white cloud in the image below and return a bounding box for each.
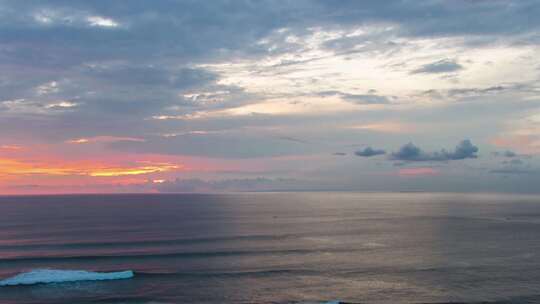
[202,27,540,116]
[45,101,78,109]
[33,12,54,24]
[87,16,119,28]
[36,81,59,95]
[66,136,145,144]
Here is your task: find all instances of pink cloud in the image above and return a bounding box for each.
[491,135,540,154]
[398,167,439,177]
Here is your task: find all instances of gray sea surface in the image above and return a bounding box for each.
[1,192,540,303]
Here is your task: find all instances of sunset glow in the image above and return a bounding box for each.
[398,168,439,177]
[0,157,181,178]
[1,3,539,304]
[1,1,539,194]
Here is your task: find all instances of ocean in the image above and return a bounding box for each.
[1,192,540,304]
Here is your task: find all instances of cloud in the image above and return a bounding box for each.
[398,167,438,177]
[1,1,540,194]
[44,101,78,109]
[86,16,119,28]
[0,157,180,177]
[504,150,517,158]
[451,139,480,159]
[505,159,524,166]
[491,156,534,175]
[411,59,463,74]
[355,146,386,157]
[347,122,415,134]
[422,85,515,101]
[83,65,216,89]
[391,140,479,162]
[493,150,517,158]
[490,167,539,175]
[447,86,507,97]
[66,136,145,144]
[491,112,540,154]
[277,136,310,144]
[88,162,179,177]
[318,91,392,104]
[0,144,23,150]
[392,143,423,160]
[342,94,391,105]
[108,132,315,158]
[312,1,540,38]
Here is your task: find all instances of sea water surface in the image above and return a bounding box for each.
[1,192,540,304]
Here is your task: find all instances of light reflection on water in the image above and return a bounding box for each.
[0,192,540,303]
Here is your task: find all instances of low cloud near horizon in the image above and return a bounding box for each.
[391,140,479,162]
[355,147,387,157]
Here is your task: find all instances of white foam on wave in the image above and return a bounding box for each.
[0,269,134,286]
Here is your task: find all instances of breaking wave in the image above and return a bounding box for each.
[0,269,134,286]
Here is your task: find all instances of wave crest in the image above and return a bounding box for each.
[0,269,134,286]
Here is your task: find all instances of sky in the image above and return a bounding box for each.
[1,0,540,194]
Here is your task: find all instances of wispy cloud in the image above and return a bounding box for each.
[411,59,463,74]
[66,136,146,144]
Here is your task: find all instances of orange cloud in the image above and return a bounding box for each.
[0,158,78,176]
[0,157,181,179]
[68,138,90,144]
[89,162,180,177]
[0,144,269,194]
[398,167,438,177]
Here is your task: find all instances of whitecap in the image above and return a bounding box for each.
[0,269,134,286]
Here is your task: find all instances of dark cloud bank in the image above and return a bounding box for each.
[354,140,479,162]
[355,147,386,157]
[391,140,479,162]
